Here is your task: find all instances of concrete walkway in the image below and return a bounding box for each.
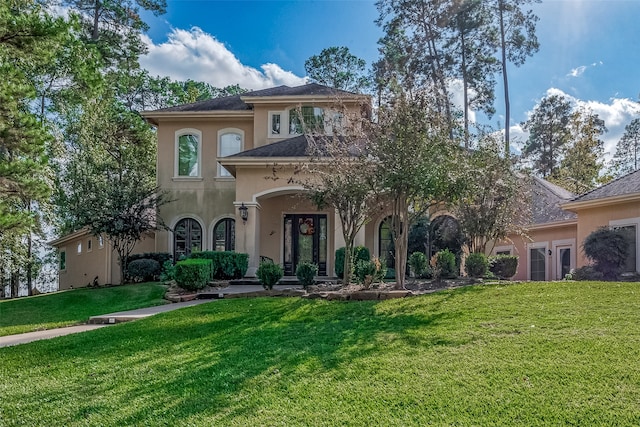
[0,284,303,348]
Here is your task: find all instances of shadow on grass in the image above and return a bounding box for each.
[0,287,487,425]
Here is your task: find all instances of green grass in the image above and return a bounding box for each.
[1,281,639,426]
[0,283,168,336]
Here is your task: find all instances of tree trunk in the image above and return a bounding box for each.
[460,19,470,148]
[499,0,511,156]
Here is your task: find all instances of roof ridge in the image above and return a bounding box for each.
[570,168,640,201]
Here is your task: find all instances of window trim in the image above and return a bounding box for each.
[493,245,513,256]
[217,128,244,178]
[610,217,640,273]
[268,111,283,138]
[526,242,548,281]
[174,128,202,179]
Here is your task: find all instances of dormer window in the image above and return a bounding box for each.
[289,106,324,135]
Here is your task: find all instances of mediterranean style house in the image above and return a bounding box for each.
[49,82,640,289]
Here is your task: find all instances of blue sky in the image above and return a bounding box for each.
[139,0,640,157]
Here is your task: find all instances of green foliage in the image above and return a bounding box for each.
[572,266,604,282]
[431,249,458,280]
[129,252,172,266]
[488,255,519,279]
[582,227,630,281]
[256,261,283,290]
[334,246,370,279]
[189,251,248,280]
[295,262,318,289]
[126,259,161,283]
[408,217,430,255]
[465,252,489,278]
[174,259,213,291]
[304,46,369,92]
[160,260,175,282]
[611,118,640,178]
[409,252,429,278]
[354,257,387,288]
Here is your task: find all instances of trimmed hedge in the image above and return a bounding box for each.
[175,259,213,291]
[296,262,318,288]
[189,251,248,280]
[257,261,283,290]
[489,255,518,279]
[431,249,458,279]
[465,252,489,278]
[129,252,172,265]
[127,259,161,282]
[409,252,429,278]
[335,246,371,279]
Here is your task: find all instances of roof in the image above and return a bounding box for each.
[569,168,640,203]
[530,177,577,224]
[145,83,361,113]
[229,135,310,158]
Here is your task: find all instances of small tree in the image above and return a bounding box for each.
[305,46,369,92]
[582,227,630,281]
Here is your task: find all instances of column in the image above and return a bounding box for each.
[234,201,261,277]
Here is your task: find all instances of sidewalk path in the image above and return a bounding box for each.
[0,284,304,348]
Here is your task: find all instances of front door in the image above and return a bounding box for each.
[283,214,327,276]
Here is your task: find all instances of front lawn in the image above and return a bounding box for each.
[0,283,168,336]
[1,281,639,425]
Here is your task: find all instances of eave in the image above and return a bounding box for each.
[561,193,640,212]
[219,157,311,176]
[48,228,90,247]
[141,110,254,126]
[240,95,370,105]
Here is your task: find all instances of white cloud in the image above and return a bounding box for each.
[139,27,306,90]
[568,65,587,77]
[566,61,602,78]
[522,88,640,161]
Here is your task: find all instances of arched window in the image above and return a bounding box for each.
[213,218,235,251]
[174,218,202,259]
[379,217,394,268]
[218,131,243,177]
[176,131,201,177]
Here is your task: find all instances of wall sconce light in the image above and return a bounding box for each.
[239,203,248,223]
[548,249,552,256]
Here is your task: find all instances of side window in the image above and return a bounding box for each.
[77,242,82,254]
[59,250,66,271]
[270,112,282,136]
[218,131,243,177]
[87,238,92,252]
[213,218,235,251]
[176,131,201,177]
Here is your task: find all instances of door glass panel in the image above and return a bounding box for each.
[530,247,546,281]
[284,217,292,265]
[298,217,314,264]
[319,217,327,263]
[618,225,637,272]
[560,248,571,279]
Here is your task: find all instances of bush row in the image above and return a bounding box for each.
[175,259,213,290]
[189,251,248,280]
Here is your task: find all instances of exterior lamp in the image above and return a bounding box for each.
[239,203,248,223]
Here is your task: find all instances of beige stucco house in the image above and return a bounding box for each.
[494,170,640,281]
[50,82,640,288]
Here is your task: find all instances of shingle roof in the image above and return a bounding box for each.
[530,177,577,224]
[570,168,640,202]
[145,83,360,113]
[227,136,310,158]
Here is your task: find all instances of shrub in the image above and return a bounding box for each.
[583,227,630,280]
[334,246,371,279]
[354,257,387,288]
[160,260,176,282]
[572,266,604,281]
[189,251,249,279]
[175,259,213,291]
[129,252,172,266]
[256,261,283,290]
[431,249,457,280]
[127,259,161,282]
[465,252,489,278]
[296,262,318,288]
[488,255,519,279]
[409,251,429,278]
[385,268,396,280]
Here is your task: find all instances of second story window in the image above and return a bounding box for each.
[289,106,324,135]
[175,129,202,178]
[218,130,243,177]
[270,112,281,135]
